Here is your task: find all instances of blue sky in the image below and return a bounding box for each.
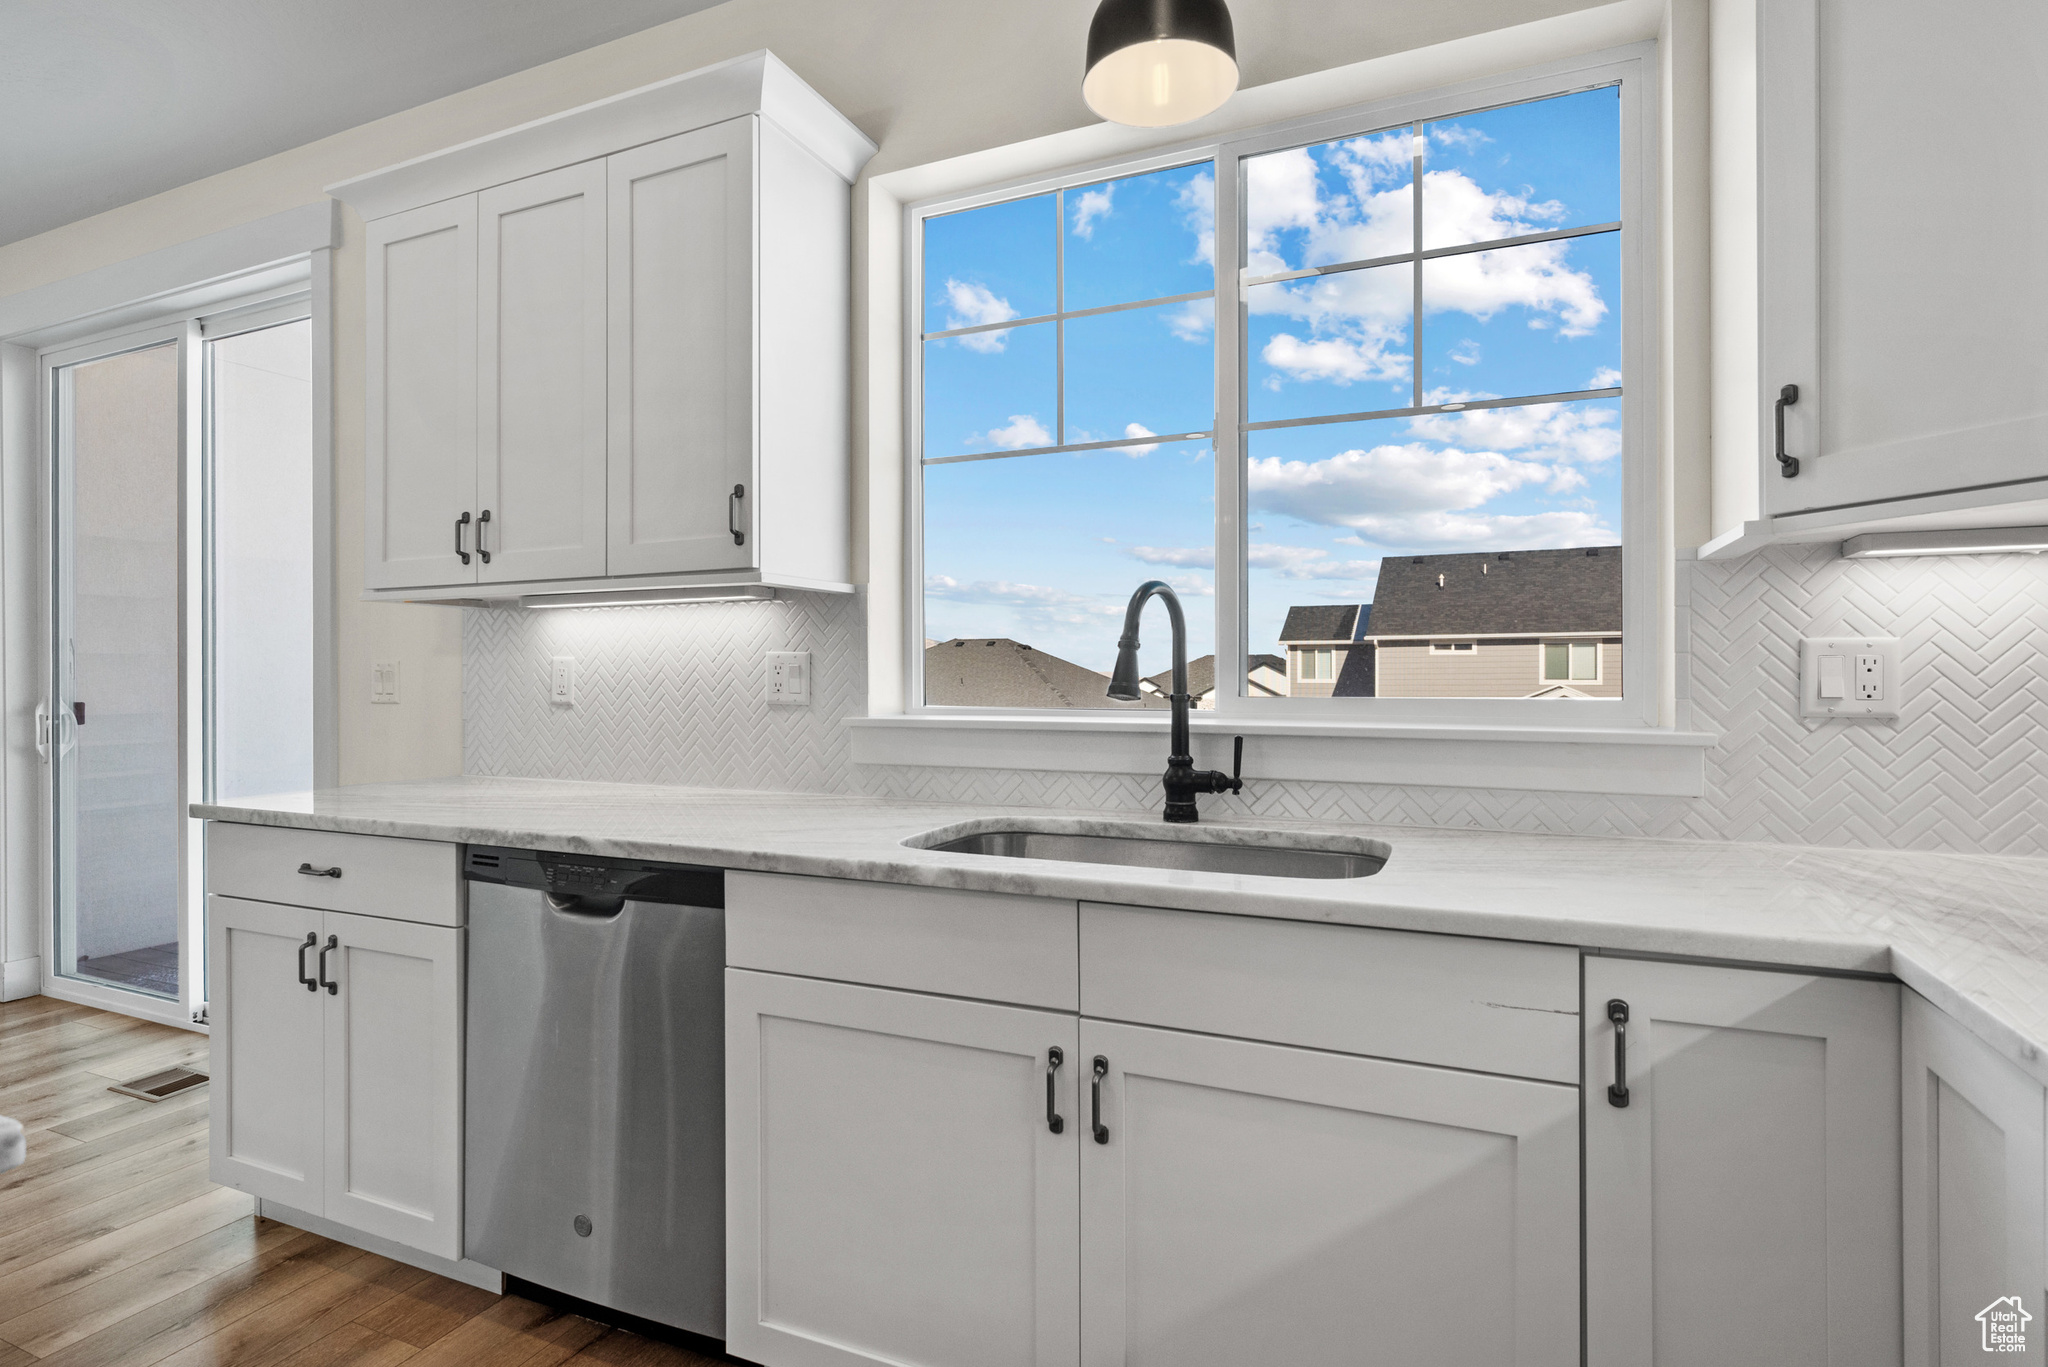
[921,87,1621,688]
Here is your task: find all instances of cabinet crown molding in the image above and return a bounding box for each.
[326,48,877,221]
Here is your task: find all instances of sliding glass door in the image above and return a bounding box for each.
[41,300,315,1022]
[47,328,189,1006]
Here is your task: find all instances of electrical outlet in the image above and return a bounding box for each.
[550,656,576,706]
[1799,637,1899,719]
[766,651,811,705]
[371,661,400,705]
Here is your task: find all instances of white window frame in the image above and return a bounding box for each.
[902,45,1660,733]
[1540,637,1606,684]
[1431,641,1480,655]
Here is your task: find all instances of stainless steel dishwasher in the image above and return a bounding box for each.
[463,845,724,1338]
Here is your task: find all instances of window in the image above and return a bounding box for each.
[1543,640,1600,682]
[911,62,1641,717]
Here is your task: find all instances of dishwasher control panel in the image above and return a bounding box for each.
[463,845,725,907]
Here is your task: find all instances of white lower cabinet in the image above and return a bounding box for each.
[1078,1019,1580,1367]
[1583,957,1902,1367]
[208,893,464,1261]
[725,969,1081,1367]
[1901,990,2047,1365]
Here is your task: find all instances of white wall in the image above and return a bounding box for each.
[0,0,1611,785]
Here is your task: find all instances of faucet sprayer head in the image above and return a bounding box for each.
[1106,640,1144,701]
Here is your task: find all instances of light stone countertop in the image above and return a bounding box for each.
[195,775,2048,1086]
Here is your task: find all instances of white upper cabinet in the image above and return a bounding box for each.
[1714,0,2048,548]
[332,51,875,600]
[606,120,755,578]
[477,160,609,584]
[364,198,477,590]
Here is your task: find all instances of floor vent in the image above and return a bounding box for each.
[108,1066,209,1103]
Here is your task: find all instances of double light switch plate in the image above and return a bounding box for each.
[1799,637,1900,719]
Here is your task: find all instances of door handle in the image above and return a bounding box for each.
[72,701,85,726]
[317,935,339,996]
[454,511,472,565]
[1774,384,1800,478]
[297,863,341,879]
[1045,1047,1065,1134]
[33,703,47,761]
[1606,999,1631,1107]
[476,508,491,564]
[728,484,746,546]
[296,933,319,992]
[1091,1055,1110,1144]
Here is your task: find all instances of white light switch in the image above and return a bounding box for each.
[371,661,399,705]
[1818,655,1846,699]
[550,656,576,706]
[1799,637,1899,719]
[766,651,811,705]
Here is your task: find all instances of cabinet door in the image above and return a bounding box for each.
[1759,0,2048,516]
[320,910,464,1260]
[1079,1019,1579,1367]
[1584,958,1900,1367]
[208,895,326,1209]
[1902,991,2047,1365]
[726,969,1080,1367]
[365,197,477,588]
[477,161,609,583]
[606,116,757,577]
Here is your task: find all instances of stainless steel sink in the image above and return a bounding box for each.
[923,828,1387,880]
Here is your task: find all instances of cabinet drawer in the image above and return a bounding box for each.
[206,822,461,927]
[727,872,1077,1011]
[1082,903,1578,1083]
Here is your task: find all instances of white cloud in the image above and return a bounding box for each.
[1248,543,1382,580]
[942,278,1019,353]
[1330,509,1614,553]
[925,575,1122,625]
[1261,325,1409,386]
[1249,442,1554,528]
[1176,170,1216,267]
[1423,236,1604,336]
[1589,367,1622,389]
[1166,297,1214,342]
[1070,185,1114,239]
[1115,422,1159,457]
[1448,338,1482,366]
[982,414,1051,450]
[1428,124,1491,154]
[1404,401,1621,464]
[1128,545,1215,568]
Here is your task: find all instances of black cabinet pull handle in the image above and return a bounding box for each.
[728,484,746,546]
[476,509,491,564]
[1045,1047,1065,1134]
[297,863,341,879]
[1091,1055,1110,1144]
[317,935,339,995]
[1774,384,1801,478]
[296,933,318,993]
[72,701,86,726]
[1607,999,1631,1107]
[454,511,472,565]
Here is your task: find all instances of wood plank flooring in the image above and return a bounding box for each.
[0,996,725,1367]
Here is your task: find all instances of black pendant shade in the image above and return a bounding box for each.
[1083,0,1240,127]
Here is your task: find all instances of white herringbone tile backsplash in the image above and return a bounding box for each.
[464,546,2048,855]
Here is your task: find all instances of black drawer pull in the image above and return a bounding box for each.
[1774,384,1800,478]
[297,863,341,879]
[1607,999,1631,1107]
[1045,1047,1064,1134]
[296,933,318,992]
[1091,1055,1110,1144]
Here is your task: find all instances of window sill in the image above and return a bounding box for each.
[847,714,1716,798]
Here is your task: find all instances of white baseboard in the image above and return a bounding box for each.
[2,957,42,1001]
[256,1199,504,1293]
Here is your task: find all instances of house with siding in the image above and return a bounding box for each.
[1143,654,1289,707]
[1276,605,1376,698]
[1364,546,1622,698]
[924,638,1169,709]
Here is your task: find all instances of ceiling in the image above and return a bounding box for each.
[0,0,733,247]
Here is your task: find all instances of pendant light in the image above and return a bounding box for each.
[1083,0,1239,128]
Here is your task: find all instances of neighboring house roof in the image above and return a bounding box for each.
[1144,654,1292,698]
[1278,604,1361,643]
[1248,652,1286,676]
[1366,546,1621,637]
[924,638,1166,709]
